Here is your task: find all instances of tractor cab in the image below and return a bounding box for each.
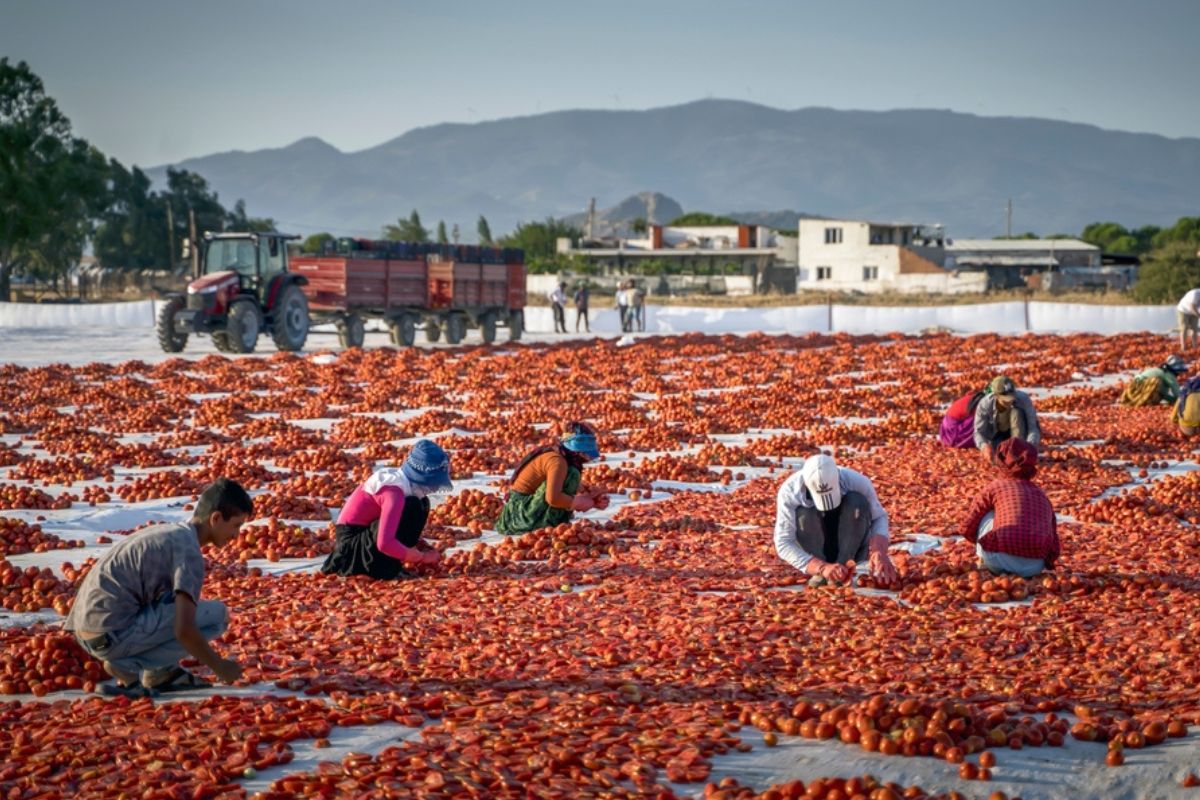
[199,232,295,297]
[157,231,310,355]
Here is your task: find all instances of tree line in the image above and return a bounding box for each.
[0,59,277,301]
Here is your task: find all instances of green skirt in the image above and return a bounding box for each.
[496,466,581,535]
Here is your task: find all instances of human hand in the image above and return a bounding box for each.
[820,562,851,584]
[869,552,899,587]
[572,494,595,512]
[981,443,994,462]
[212,658,243,685]
[421,549,441,565]
[592,493,610,510]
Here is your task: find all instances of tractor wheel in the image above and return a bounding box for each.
[337,313,365,349]
[271,285,309,352]
[225,300,262,354]
[508,309,524,342]
[480,312,497,344]
[424,319,442,343]
[212,332,235,353]
[156,297,188,353]
[444,313,466,345]
[389,314,416,347]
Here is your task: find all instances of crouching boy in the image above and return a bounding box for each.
[63,478,252,696]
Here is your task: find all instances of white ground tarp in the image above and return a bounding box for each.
[0,299,1176,336]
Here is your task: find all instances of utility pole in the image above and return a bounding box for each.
[166,203,176,273]
[188,208,199,278]
[1005,198,1013,239]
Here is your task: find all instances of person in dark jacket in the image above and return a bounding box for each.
[974,375,1041,457]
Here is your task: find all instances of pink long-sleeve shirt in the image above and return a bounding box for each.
[336,485,415,562]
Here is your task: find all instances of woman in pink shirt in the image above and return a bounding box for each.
[321,439,452,579]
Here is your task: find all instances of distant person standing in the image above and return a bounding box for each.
[1178,287,1200,351]
[574,282,590,332]
[616,281,632,333]
[549,281,568,334]
[632,281,647,332]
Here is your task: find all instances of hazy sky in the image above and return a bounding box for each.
[3,0,1198,167]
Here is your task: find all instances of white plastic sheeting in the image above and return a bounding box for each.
[0,299,1177,336]
[1028,302,1176,333]
[0,300,160,329]
[529,301,1172,335]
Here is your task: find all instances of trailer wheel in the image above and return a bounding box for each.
[156,297,188,353]
[271,285,309,352]
[480,312,497,344]
[337,313,365,349]
[508,309,524,342]
[424,319,442,343]
[390,314,416,347]
[444,313,466,345]
[225,300,262,354]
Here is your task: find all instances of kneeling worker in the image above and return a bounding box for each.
[322,439,452,579]
[496,421,609,535]
[974,375,1041,457]
[1120,355,1186,407]
[1173,376,1200,438]
[64,478,252,697]
[959,438,1059,578]
[774,454,898,587]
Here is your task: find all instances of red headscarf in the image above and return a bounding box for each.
[994,438,1038,480]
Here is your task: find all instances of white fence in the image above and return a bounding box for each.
[0,299,1178,336]
[0,300,161,328]
[524,301,1177,336]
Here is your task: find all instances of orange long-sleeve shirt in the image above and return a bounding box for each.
[512,451,575,510]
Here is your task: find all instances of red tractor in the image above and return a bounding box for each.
[156,232,310,353]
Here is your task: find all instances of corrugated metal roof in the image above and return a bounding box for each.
[947,239,1097,252]
[950,255,1059,267]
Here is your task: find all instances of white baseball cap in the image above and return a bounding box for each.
[801,454,842,511]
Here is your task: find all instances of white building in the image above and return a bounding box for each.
[796,219,985,294]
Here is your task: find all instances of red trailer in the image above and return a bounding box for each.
[290,248,525,348]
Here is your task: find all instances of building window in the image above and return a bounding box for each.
[863,266,878,281]
[824,227,842,245]
[816,266,832,281]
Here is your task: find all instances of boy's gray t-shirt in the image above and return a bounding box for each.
[63,522,205,634]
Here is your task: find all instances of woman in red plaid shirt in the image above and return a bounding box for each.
[960,438,1059,577]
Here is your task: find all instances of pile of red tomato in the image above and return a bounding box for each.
[0,331,1198,797]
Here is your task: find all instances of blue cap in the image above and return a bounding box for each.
[561,428,600,460]
[402,439,453,491]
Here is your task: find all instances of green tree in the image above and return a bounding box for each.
[668,212,738,226]
[1081,221,1131,252]
[476,215,493,245]
[301,232,334,254]
[436,220,448,244]
[996,232,1039,240]
[498,218,582,259]
[384,209,429,242]
[92,159,168,270]
[0,58,108,300]
[1131,241,1200,303]
[1152,217,1200,250]
[631,217,648,234]
[225,198,276,233]
[163,167,227,267]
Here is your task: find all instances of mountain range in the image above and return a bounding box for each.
[147,99,1200,240]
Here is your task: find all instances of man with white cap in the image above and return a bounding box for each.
[773,453,898,587]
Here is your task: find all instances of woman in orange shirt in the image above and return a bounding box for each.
[496,422,608,534]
